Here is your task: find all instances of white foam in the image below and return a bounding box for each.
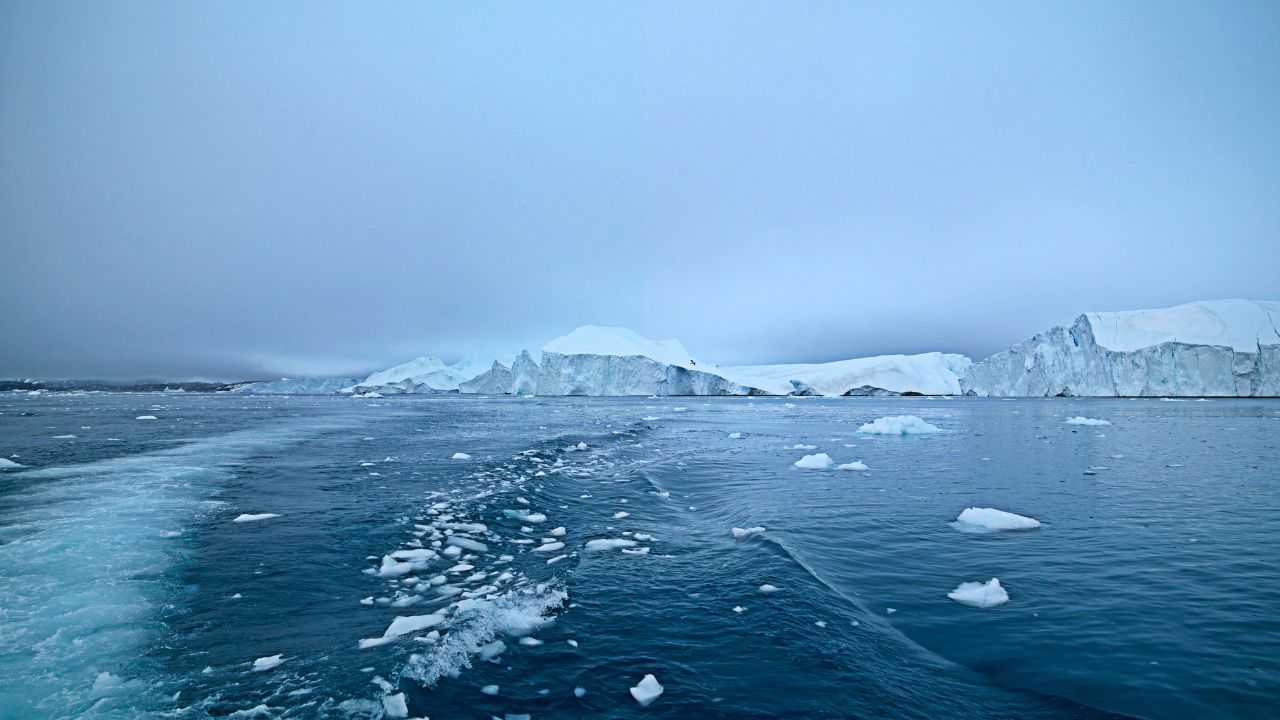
[857,415,941,434]
[794,453,833,469]
[952,507,1041,532]
[947,578,1009,608]
[1065,416,1111,426]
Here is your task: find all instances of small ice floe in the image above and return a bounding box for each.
[447,536,488,553]
[481,685,499,696]
[815,620,827,628]
[534,541,565,553]
[382,693,408,718]
[947,578,1009,608]
[233,513,281,523]
[575,442,589,450]
[728,432,744,439]
[359,613,445,649]
[642,416,660,421]
[574,687,586,698]
[0,458,23,469]
[566,639,579,648]
[794,453,833,469]
[451,452,471,460]
[252,654,284,671]
[857,415,941,435]
[951,507,1041,532]
[731,526,766,540]
[549,526,566,537]
[584,538,638,552]
[791,443,817,450]
[52,434,77,439]
[622,547,650,555]
[136,415,159,421]
[612,511,630,519]
[838,460,868,471]
[1065,416,1110,426]
[630,674,664,706]
[758,584,780,594]
[886,608,897,614]
[518,637,543,647]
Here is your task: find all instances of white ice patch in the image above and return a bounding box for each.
[584,538,638,552]
[232,513,280,523]
[252,654,284,671]
[451,452,472,460]
[1065,416,1111,426]
[837,460,868,471]
[731,526,766,540]
[794,453,833,469]
[630,674,664,706]
[947,578,1009,608]
[857,415,941,434]
[952,507,1041,532]
[135,415,159,421]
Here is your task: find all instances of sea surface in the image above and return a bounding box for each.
[1,393,1277,719]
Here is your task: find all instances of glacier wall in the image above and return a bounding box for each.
[535,352,764,396]
[961,314,1280,397]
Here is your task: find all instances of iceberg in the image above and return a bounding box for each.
[856,415,942,435]
[509,350,540,395]
[232,376,358,395]
[947,578,1009,608]
[793,453,833,469]
[952,507,1041,532]
[720,352,972,397]
[458,361,513,394]
[962,299,1280,397]
[347,355,493,395]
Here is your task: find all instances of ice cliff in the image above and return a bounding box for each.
[720,353,972,396]
[962,299,1280,397]
[346,356,490,394]
[458,362,513,394]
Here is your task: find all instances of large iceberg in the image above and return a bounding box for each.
[232,376,359,395]
[347,356,492,395]
[720,352,972,396]
[458,362,513,394]
[962,299,1280,397]
[510,350,540,395]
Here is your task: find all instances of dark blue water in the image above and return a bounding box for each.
[1,393,1277,719]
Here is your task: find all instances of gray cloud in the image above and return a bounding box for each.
[2,2,1278,379]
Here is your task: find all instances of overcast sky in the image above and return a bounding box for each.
[2,2,1277,380]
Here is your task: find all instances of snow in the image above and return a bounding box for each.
[952,507,1041,532]
[232,513,280,523]
[451,452,471,460]
[731,526,766,540]
[947,578,1009,608]
[794,453,833,469]
[1086,299,1280,353]
[1065,416,1110,426]
[251,654,284,671]
[720,352,972,396]
[135,415,158,421]
[629,674,664,706]
[838,460,868,471]
[543,325,695,366]
[857,415,941,434]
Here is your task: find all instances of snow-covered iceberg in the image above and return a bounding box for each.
[458,361,513,394]
[962,299,1280,397]
[533,326,764,396]
[720,352,972,397]
[347,355,493,395]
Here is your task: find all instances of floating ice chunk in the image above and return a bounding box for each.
[791,443,818,450]
[947,578,1009,608]
[252,654,284,671]
[574,687,586,698]
[52,434,77,439]
[478,639,506,661]
[360,596,374,605]
[633,532,655,542]
[759,584,780,594]
[481,684,500,696]
[815,620,828,628]
[621,547,650,555]
[952,507,1041,532]
[733,606,746,613]
[233,513,280,523]
[549,526,566,537]
[576,442,589,450]
[731,526,766,540]
[566,639,579,647]
[382,613,445,639]
[837,460,868,471]
[518,636,543,647]
[135,415,158,421]
[447,536,488,553]
[390,548,436,561]
[794,453,833,469]
[857,415,941,434]
[382,693,408,718]
[1065,416,1110,426]
[584,538,638,552]
[630,674,664,706]
[451,452,471,460]
[0,458,23,469]
[534,542,565,553]
[612,511,630,519]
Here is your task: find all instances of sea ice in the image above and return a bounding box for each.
[791,443,818,450]
[584,538,638,552]
[612,511,630,519]
[1065,416,1111,426]
[947,578,1009,608]
[382,613,445,639]
[630,674,664,706]
[759,584,780,594]
[233,513,280,523]
[534,542,565,553]
[135,415,158,421]
[794,453,833,469]
[252,655,284,671]
[728,432,743,439]
[481,685,499,696]
[857,415,941,434]
[382,693,408,718]
[952,507,1041,532]
[731,526,766,540]
[0,458,23,469]
[451,452,471,460]
[838,460,868,471]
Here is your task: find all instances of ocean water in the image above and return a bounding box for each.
[0,393,1277,719]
